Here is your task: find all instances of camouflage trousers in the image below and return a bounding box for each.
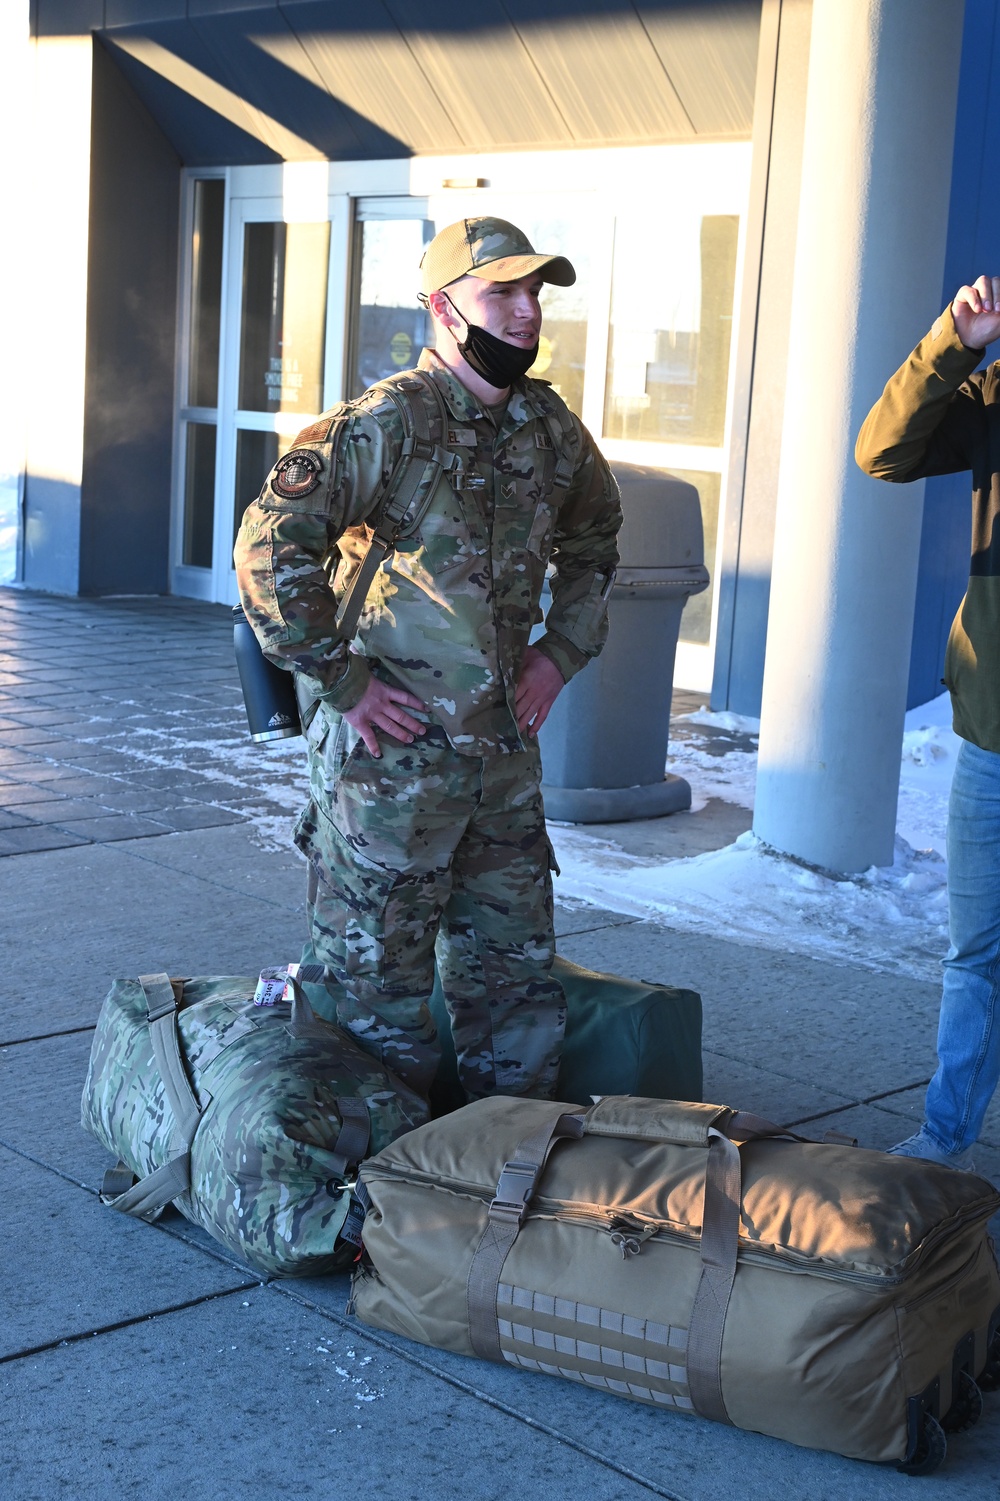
[293,707,565,1101]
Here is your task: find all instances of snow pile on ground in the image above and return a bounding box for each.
[551,693,959,982]
[662,706,759,813]
[551,825,948,981]
[897,692,961,855]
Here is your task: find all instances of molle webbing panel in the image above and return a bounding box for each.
[497,1282,694,1410]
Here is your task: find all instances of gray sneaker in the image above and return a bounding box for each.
[887,1125,977,1172]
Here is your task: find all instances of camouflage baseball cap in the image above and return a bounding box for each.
[420,217,576,296]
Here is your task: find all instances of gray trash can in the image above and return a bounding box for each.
[535,462,709,823]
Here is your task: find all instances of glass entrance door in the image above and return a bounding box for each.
[173,179,343,604]
[219,198,334,602]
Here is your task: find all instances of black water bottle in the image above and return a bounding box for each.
[232,605,302,742]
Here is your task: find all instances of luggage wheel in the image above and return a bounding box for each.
[941,1369,984,1433]
[898,1409,947,1476]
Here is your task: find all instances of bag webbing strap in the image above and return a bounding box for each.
[686,1127,742,1424]
[331,1097,372,1179]
[333,373,456,642]
[100,1155,191,1220]
[726,1109,808,1144]
[467,1109,585,1363]
[140,973,203,1145]
[685,1110,826,1423]
[101,975,203,1222]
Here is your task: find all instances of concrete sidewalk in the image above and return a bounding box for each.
[2,587,998,1500]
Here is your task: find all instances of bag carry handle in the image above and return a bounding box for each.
[584,1096,816,1150]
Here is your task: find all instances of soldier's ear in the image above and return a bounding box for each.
[428,288,462,331]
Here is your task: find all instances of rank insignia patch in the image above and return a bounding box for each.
[271,449,323,500]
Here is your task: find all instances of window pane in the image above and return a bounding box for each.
[350,219,434,397]
[233,428,280,546]
[604,214,739,446]
[188,179,224,409]
[663,467,720,646]
[238,221,331,414]
[182,422,217,569]
[517,212,589,418]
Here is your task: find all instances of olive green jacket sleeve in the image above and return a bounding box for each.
[855,304,986,483]
[233,410,392,713]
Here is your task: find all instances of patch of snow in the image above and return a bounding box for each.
[551,827,948,982]
[550,692,958,982]
[680,706,762,736]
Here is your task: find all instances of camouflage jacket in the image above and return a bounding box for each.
[234,348,622,755]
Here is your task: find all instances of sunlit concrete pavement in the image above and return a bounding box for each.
[2,587,998,1501]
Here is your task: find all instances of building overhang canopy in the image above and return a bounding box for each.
[36,0,760,164]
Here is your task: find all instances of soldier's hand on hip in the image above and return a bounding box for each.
[343,678,426,758]
[953,276,1000,350]
[515,646,565,736]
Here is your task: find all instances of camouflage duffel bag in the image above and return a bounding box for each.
[81,966,428,1277]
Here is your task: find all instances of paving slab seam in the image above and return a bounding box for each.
[703,1044,903,1101]
[0,1137,274,1279]
[1,1023,96,1048]
[0,1283,261,1368]
[555,916,642,939]
[0,1138,123,1198]
[783,1079,933,1130]
[110,838,306,912]
[275,1283,693,1501]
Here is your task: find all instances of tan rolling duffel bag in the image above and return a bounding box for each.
[352,1095,1000,1472]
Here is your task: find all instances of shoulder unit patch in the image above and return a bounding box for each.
[271,449,323,500]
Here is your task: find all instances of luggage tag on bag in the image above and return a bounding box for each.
[254,965,291,1006]
[339,1180,371,1251]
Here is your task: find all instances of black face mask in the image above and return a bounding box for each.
[444,295,539,388]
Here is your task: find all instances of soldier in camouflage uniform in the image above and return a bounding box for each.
[234,217,622,1100]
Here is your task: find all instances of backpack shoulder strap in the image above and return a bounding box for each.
[536,389,579,490]
[333,370,460,640]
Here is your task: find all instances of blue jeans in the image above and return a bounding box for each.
[924,738,1000,1152]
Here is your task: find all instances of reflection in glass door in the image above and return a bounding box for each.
[232,217,331,552]
[349,202,433,398]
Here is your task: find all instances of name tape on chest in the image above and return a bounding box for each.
[447,427,478,447]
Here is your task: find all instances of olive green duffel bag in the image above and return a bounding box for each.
[427,956,703,1113]
[81,967,428,1277]
[352,1095,1000,1472]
